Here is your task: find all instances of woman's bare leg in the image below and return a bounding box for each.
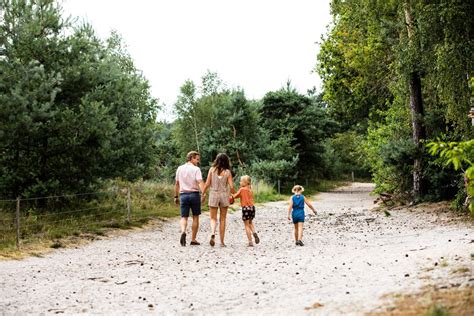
[209,207,218,235]
[219,207,228,245]
[209,207,218,246]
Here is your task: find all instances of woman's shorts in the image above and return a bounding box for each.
[242,205,256,221]
[292,209,305,224]
[209,191,230,208]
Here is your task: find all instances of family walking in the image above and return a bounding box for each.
[174,151,316,247]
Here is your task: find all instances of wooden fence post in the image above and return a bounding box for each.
[278,179,281,195]
[16,197,20,250]
[127,187,131,222]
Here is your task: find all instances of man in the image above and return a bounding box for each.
[175,151,206,246]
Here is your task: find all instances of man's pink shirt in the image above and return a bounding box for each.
[175,162,203,193]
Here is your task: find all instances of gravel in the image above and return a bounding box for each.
[1,183,472,315]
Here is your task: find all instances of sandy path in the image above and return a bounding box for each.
[0,183,472,315]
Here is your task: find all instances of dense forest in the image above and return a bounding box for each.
[1,0,472,211]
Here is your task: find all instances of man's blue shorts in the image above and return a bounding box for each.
[292,209,305,224]
[180,192,201,217]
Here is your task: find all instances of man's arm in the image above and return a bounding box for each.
[174,180,180,205]
[198,179,206,195]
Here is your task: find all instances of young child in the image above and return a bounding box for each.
[288,185,316,246]
[232,175,260,247]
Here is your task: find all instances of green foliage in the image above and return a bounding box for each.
[200,90,262,172]
[154,122,181,181]
[317,0,396,132]
[426,140,474,172]
[425,304,450,316]
[0,0,158,199]
[318,0,474,203]
[168,76,341,184]
[323,131,370,179]
[427,140,474,212]
[172,75,303,183]
[251,180,282,204]
[260,84,337,180]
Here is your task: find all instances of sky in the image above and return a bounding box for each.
[61,0,332,119]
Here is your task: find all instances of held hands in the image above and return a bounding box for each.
[200,192,207,203]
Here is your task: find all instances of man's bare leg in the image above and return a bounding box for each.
[191,215,199,242]
[180,217,188,246]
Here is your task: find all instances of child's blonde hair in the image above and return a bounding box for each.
[241,175,251,187]
[292,185,304,194]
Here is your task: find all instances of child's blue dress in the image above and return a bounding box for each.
[292,194,305,223]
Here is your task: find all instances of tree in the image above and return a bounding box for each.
[260,83,336,180]
[318,0,473,203]
[174,80,201,152]
[173,71,225,162]
[0,0,159,198]
[403,0,426,200]
[317,0,396,132]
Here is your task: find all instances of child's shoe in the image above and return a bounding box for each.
[248,241,254,247]
[253,232,260,244]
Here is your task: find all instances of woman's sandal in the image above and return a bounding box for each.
[210,234,215,247]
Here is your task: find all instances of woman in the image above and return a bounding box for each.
[202,153,235,247]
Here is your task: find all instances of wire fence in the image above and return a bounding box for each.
[0,176,357,250]
[0,188,133,250]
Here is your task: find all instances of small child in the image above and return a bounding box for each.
[288,185,316,246]
[232,175,260,247]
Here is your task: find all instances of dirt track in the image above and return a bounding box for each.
[0,183,472,315]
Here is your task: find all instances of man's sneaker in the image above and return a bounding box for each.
[299,240,304,246]
[180,232,186,246]
[253,232,260,244]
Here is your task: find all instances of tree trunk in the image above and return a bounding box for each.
[404,1,426,200]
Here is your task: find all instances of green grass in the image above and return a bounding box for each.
[0,178,348,256]
[0,180,180,256]
[426,304,450,316]
[252,180,285,203]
